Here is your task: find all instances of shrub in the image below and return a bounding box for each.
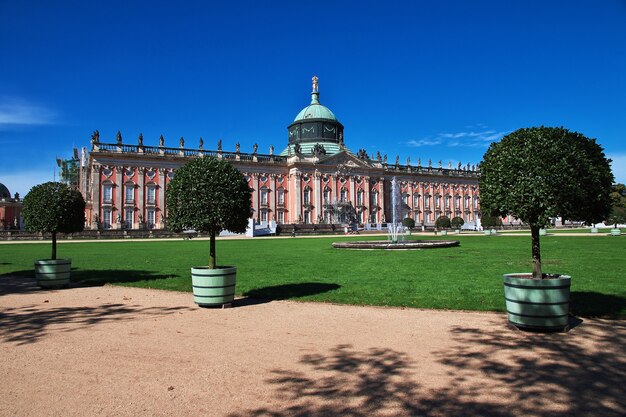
[451,216,464,229]
[480,126,613,278]
[402,217,415,230]
[435,215,451,230]
[166,157,251,268]
[480,211,502,229]
[22,182,86,259]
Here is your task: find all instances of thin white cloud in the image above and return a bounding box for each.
[407,139,443,147]
[0,97,56,128]
[608,153,626,185]
[406,128,510,149]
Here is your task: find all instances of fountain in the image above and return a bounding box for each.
[332,176,460,250]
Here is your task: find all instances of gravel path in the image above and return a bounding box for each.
[1,277,624,417]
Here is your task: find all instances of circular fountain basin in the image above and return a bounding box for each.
[332,240,460,250]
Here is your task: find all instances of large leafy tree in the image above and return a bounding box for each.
[23,182,86,260]
[479,127,613,278]
[166,156,251,269]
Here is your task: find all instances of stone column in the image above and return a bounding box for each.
[269,174,276,221]
[379,177,385,223]
[314,171,321,223]
[364,176,370,223]
[293,170,301,223]
[114,166,123,229]
[252,173,259,222]
[137,168,145,229]
[158,168,166,229]
[350,176,356,207]
[91,164,101,229]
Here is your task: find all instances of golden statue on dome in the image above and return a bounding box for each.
[312,75,319,93]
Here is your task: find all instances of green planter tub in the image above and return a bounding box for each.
[504,273,571,331]
[611,228,621,236]
[35,259,71,288]
[191,266,237,307]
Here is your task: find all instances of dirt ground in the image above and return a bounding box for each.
[1,277,624,417]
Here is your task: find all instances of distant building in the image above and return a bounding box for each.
[79,77,481,230]
[0,183,23,230]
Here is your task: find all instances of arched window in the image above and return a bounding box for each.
[370,190,378,207]
[124,182,135,204]
[277,188,285,206]
[356,189,364,206]
[146,184,156,205]
[303,186,311,205]
[102,181,113,204]
[260,186,268,206]
[340,188,348,203]
[323,187,332,204]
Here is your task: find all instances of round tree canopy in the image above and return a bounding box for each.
[22,182,86,234]
[479,127,613,228]
[166,156,251,235]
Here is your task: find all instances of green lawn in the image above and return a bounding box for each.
[1,235,625,317]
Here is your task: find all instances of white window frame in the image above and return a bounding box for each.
[125,184,134,203]
[147,186,156,204]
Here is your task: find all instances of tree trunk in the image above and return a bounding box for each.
[51,232,57,260]
[209,231,216,269]
[530,225,542,279]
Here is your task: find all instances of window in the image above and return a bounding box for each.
[413,194,420,207]
[303,187,311,205]
[147,186,156,204]
[357,190,364,206]
[277,210,284,224]
[277,188,284,205]
[324,210,331,223]
[147,209,155,228]
[465,196,470,209]
[103,184,112,203]
[435,195,441,209]
[324,188,332,204]
[260,210,267,222]
[125,184,134,203]
[260,187,268,206]
[402,193,409,205]
[473,196,478,209]
[455,196,460,210]
[125,208,133,229]
[303,210,310,224]
[370,191,378,207]
[445,196,450,209]
[340,188,347,202]
[424,195,431,208]
[103,209,111,229]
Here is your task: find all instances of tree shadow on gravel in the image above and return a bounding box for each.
[229,321,626,417]
[0,302,193,346]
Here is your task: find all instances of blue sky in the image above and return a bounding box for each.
[1,0,625,197]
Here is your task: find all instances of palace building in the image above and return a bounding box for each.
[79,77,480,230]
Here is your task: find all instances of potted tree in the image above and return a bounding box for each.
[435,215,451,236]
[607,183,626,236]
[480,211,502,235]
[480,126,613,331]
[167,156,251,307]
[22,182,86,288]
[402,217,415,235]
[451,216,464,234]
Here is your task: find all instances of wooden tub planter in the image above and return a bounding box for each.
[191,266,237,307]
[610,229,621,236]
[504,273,571,331]
[35,259,71,288]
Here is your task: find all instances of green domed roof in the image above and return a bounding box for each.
[293,92,337,122]
[0,183,10,199]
